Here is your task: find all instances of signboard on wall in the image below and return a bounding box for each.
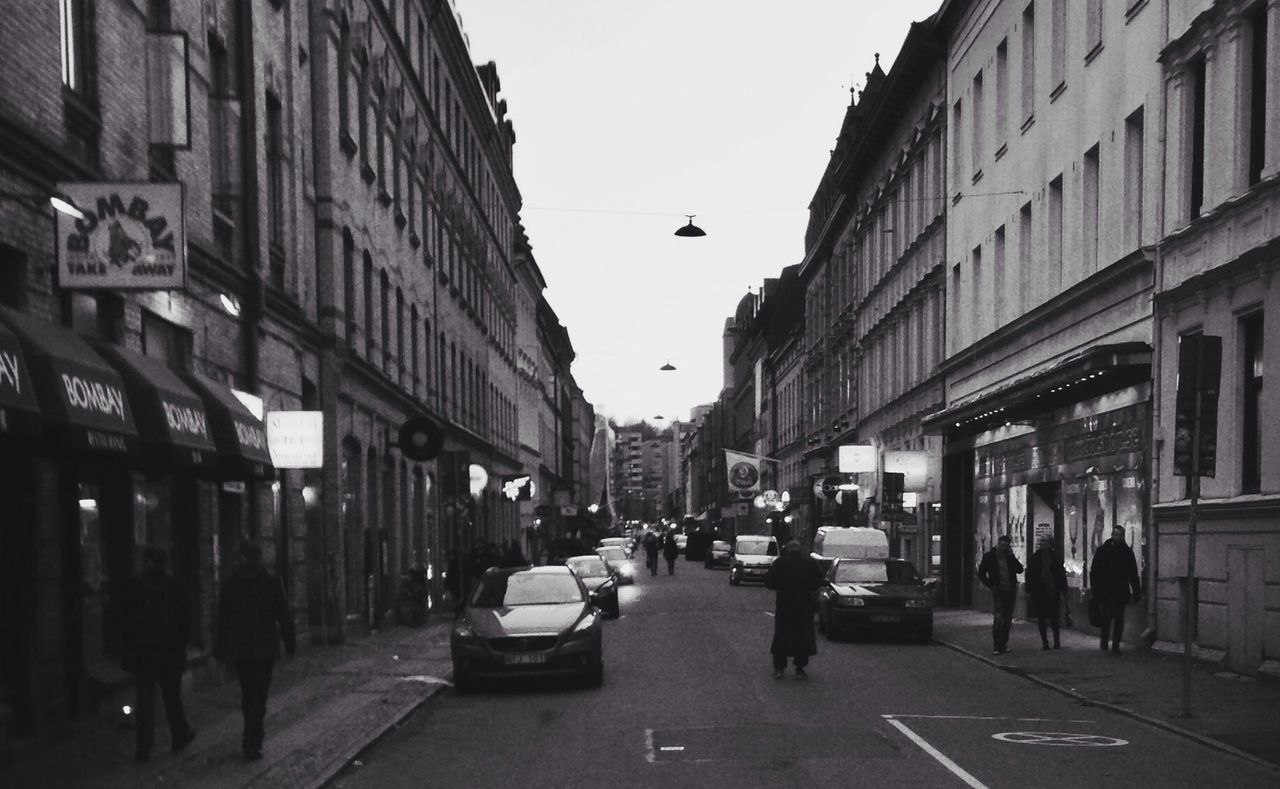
[57,182,186,290]
[266,410,323,468]
[838,444,877,473]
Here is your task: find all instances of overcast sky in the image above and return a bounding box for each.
[457,0,942,424]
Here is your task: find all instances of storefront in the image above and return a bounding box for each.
[925,343,1152,626]
[0,306,274,739]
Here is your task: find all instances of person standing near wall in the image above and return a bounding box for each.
[1090,525,1141,655]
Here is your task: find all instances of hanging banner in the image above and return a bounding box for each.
[57,182,186,290]
[724,449,762,499]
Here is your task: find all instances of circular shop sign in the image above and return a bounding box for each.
[991,731,1129,747]
[729,461,759,491]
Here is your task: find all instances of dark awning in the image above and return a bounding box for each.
[0,306,137,454]
[182,373,275,480]
[0,319,42,438]
[94,344,219,470]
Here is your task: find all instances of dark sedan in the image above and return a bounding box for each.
[815,558,934,642]
[565,555,621,618]
[450,566,605,692]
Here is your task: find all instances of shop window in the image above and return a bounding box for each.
[141,309,193,371]
[0,245,28,309]
[1241,312,1264,493]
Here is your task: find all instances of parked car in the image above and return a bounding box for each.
[450,566,605,692]
[597,537,632,558]
[565,555,621,618]
[815,557,934,642]
[704,540,732,569]
[729,534,779,585]
[810,526,890,576]
[595,545,636,584]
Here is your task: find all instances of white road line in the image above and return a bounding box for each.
[659,746,685,752]
[764,611,775,617]
[884,717,990,789]
[886,714,1096,724]
[643,728,655,763]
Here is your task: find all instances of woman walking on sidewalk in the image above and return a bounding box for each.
[215,542,296,760]
[1026,535,1067,650]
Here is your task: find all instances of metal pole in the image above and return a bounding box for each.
[1181,338,1204,719]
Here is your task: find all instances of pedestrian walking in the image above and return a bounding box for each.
[120,546,196,762]
[763,540,824,679]
[977,534,1023,655]
[643,531,659,576]
[1026,535,1067,650]
[1089,525,1141,654]
[662,532,679,575]
[214,542,296,760]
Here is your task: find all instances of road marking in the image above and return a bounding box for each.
[643,729,655,763]
[887,714,1095,724]
[883,717,990,789]
[659,746,685,752]
[992,731,1128,747]
[764,611,775,617]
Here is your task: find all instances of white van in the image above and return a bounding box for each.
[810,527,889,574]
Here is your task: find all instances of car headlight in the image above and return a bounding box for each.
[452,621,478,640]
[618,563,634,577]
[834,597,865,608]
[566,613,599,640]
[905,599,932,608]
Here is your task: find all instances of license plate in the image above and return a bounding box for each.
[504,653,546,665]
[870,615,900,623]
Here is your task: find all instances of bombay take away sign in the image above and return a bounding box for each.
[57,182,186,290]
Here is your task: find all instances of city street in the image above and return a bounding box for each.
[328,562,1280,789]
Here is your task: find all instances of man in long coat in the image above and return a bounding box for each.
[763,540,824,679]
[1089,525,1141,654]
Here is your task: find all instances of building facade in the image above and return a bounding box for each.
[1149,0,1280,676]
[924,0,1165,624]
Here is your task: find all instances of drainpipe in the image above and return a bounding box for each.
[1141,0,1171,646]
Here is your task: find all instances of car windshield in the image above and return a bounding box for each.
[472,572,585,607]
[597,547,626,562]
[833,561,920,584]
[736,540,777,556]
[712,541,730,551]
[567,558,609,578]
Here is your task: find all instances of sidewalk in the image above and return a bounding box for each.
[0,620,454,789]
[933,608,1280,773]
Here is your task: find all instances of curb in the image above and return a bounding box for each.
[934,637,1280,777]
[301,672,454,789]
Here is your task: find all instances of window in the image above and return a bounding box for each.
[1124,107,1145,248]
[423,317,432,398]
[141,310,192,371]
[1241,312,1264,493]
[60,0,90,93]
[971,244,983,338]
[1247,4,1268,186]
[995,39,1009,152]
[380,270,390,372]
[1021,2,1036,124]
[438,333,446,412]
[343,230,356,349]
[337,18,353,151]
[993,225,1006,327]
[1019,201,1032,314]
[208,33,237,261]
[1082,143,1100,273]
[358,60,371,171]
[972,71,984,175]
[265,91,286,286]
[363,252,374,359]
[1189,55,1207,219]
[1048,174,1064,284]
[1050,0,1067,93]
[0,245,28,309]
[951,99,964,189]
[1086,0,1103,57]
[951,263,962,350]
[396,287,405,384]
[417,22,425,88]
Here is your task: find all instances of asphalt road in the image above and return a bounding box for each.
[329,558,1280,789]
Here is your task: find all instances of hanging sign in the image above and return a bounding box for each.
[266,410,323,468]
[57,182,186,290]
[838,444,877,473]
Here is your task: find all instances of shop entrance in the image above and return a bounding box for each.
[0,449,35,736]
